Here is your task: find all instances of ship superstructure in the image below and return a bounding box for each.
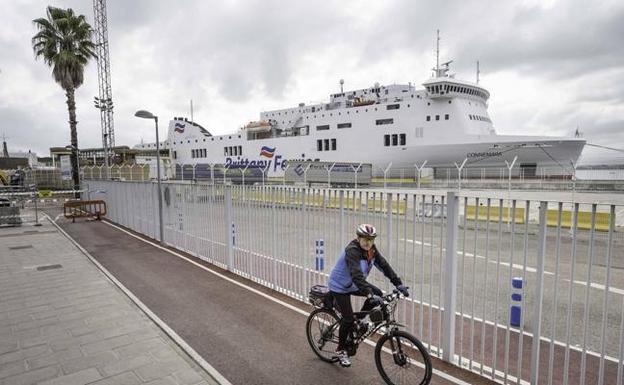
[136,62,585,179]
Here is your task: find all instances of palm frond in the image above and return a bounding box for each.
[31,5,96,91]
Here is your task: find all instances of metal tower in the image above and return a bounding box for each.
[1,133,8,158]
[93,0,114,166]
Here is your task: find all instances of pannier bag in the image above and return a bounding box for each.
[308,285,332,308]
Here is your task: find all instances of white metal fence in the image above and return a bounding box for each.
[85,181,624,385]
[82,163,624,192]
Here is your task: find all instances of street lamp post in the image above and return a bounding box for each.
[135,110,164,244]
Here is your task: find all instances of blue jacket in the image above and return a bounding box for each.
[328,239,402,295]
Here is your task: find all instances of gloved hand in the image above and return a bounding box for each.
[396,284,410,297]
[368,294,384,307]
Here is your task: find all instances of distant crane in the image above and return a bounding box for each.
[1,133,8,158]
[92,0,115,168]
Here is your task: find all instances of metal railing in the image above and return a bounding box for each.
[85,180,623,384]
[81,163,624,192]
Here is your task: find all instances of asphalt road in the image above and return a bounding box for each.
[59,219,490,385]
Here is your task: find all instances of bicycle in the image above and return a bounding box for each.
[306,285,432,385]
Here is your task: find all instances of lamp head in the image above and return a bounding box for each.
[134,110,156,119]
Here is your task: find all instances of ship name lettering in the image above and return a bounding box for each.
[466,151,503,158]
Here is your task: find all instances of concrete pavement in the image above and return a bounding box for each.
[0,211,219,385]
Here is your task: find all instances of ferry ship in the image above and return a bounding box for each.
[137,62,586,179]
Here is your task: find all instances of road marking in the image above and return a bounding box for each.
[102,221,473,385]
[401,238,624,295]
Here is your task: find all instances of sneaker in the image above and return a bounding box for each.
[335,350,351,367]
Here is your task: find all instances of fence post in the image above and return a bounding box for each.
[339,190,345,247]
[442,191,459,363]
[530,201,548,384]
[225,187,234,271]
[385,192,393,290]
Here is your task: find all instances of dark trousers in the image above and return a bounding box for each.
[331,288,380,351]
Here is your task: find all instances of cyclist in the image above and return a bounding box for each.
[328,223,409,367]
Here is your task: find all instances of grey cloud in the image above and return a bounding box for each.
[105,1,348,102]
[2,0,624,154]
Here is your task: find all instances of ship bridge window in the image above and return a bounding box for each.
[317,138,337,151]
[445,114,449,120]
[337,123,351,129]
[384,133,407,147]
[387,104,400,110]
[316,124,329,131]
[435,115,440,121]
[376,118,393,125]
[426,116,431,121]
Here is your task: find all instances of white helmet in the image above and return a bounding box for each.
[356,224,377,239]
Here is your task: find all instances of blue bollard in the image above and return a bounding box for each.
[315,239,325,271]
[510,277,523,327]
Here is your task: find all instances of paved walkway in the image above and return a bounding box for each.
[0,213,218,385]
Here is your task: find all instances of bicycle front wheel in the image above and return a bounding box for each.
[306,308,340,363]
[374,330,432,385]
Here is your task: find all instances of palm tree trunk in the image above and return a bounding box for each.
[65,88,80,197]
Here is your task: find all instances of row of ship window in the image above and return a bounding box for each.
[186,131,414,158]
[266,99,458,125]
[191,148,207,158]
[426,114,450,121]
[470,114,491,122]
[426,84,487,99]
[172,135,242,145]
[315,119,393,131]
[384,134,406,147]
[267,94,439,117]
[317,138,337,151]
[267,102,416,120]
[192,146,244,158]
[224,145,243,156]
[317,132,409,151]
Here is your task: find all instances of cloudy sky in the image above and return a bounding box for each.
[1,0,623,159]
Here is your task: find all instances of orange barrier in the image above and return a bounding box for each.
[63,200,107,222]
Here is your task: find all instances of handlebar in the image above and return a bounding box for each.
[382,288,408,304]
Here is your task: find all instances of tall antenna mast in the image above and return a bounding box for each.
[190,99,194,122]
[436,29,440,77]
[93,0,115,167]
[476,60,480,84]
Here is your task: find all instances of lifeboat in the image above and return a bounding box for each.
[245,120,272,133]
[352,98,375,107]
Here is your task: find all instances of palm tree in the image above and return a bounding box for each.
[32,6,97,193]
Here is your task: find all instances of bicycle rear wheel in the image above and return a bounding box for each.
[306,308,340,363]
[374,330,432,385]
